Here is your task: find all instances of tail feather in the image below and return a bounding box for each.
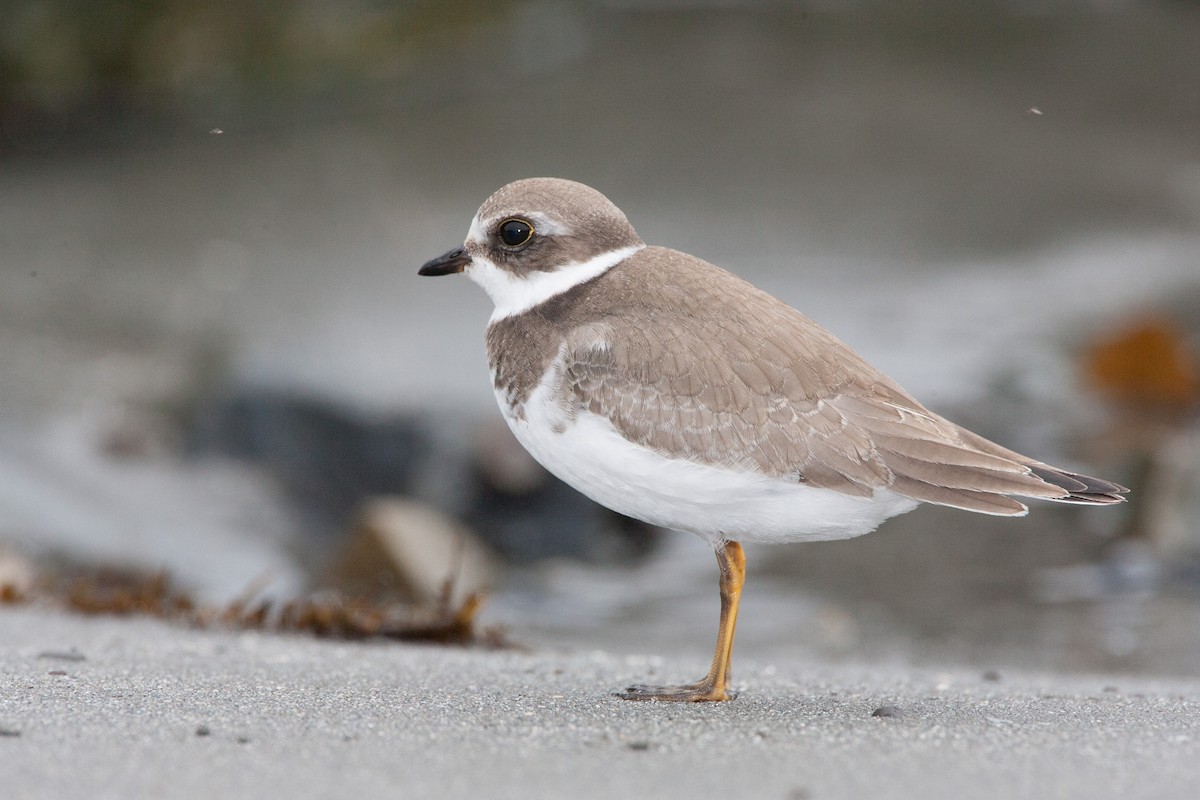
[945,424,1128,507]
[1028,465,1128,505]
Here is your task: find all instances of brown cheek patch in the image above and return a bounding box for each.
[486,221,642,276]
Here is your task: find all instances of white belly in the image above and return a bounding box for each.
[497,374,920,546]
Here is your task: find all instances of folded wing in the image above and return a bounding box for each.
[558,253,1126,516]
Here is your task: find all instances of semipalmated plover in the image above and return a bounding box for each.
[419,177,1127,702]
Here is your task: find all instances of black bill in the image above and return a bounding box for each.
[418,247,471,276]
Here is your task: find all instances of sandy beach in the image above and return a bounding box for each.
[4,605,1199,800]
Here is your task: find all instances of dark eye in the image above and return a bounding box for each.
[498,218,534,247]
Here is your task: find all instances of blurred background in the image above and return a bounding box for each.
[1,0,1199,676]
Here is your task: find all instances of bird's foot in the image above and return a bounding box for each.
[616,680,736,703]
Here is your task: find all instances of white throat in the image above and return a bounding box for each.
[468,244,644,321]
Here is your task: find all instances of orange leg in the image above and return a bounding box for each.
[619,540,745,702]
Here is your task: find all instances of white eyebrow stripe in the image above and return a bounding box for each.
[525,212,572,236]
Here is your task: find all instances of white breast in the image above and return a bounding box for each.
[494,361,920,546]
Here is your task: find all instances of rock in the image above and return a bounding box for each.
[325,497,498,606]
[0,549,35,597]
[187,391,429,529]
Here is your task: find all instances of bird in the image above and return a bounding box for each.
[418,177,1127,702]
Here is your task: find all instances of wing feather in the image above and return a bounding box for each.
[550,246,1126,511]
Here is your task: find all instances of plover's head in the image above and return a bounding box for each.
[419,178,645,319]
